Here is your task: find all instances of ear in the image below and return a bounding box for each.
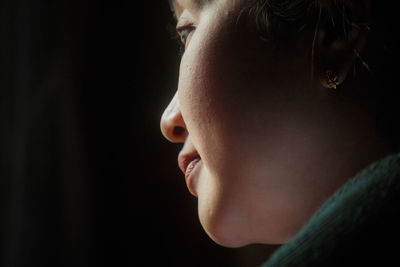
[314,0,371,89]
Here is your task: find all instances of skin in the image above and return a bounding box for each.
[160,0,388,247]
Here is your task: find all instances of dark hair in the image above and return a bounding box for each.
[247,0,352,41]
[247,0,400,151]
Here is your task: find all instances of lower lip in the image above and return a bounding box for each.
[185,157,202,196]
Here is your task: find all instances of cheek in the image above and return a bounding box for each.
[178,31,273,180]
[178,40,247,172]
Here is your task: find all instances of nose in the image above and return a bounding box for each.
[160,92,188,143]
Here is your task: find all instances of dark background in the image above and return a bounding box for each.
[0,1,278,266]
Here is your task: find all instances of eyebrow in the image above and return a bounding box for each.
[168,0,213,20]
[168,0,177,19]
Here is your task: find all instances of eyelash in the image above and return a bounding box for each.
[176,26,195,53]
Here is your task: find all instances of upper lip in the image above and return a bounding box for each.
[178,151,200,176]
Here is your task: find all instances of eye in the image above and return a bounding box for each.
[177,26,195,48]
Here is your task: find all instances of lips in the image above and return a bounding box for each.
[178,152,201,196]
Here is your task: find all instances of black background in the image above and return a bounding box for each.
[0,1,278,266]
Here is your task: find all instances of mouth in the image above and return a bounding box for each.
[178,152,202,196]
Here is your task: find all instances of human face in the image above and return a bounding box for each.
[160,0,386,247]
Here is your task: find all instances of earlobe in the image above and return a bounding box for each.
[314,0,371,90]
[324,69,340,90]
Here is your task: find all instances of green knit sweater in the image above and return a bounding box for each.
[262,153,400,266]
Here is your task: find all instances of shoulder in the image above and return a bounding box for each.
[263,153,400,267]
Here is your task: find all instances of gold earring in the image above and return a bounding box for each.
[326,70,339,90]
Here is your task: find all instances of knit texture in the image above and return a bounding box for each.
[262,153,400,266]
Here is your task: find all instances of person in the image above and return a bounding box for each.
[160,0,400,265]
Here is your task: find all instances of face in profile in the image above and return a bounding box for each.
[161,0,387,247]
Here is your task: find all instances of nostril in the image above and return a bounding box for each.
[160,92,187,143]
[173,126,186,137]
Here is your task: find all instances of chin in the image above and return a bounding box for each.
[203,225,250,248]
[204,224,294,247]
[198,205,251,248]
[198,202,301,247]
